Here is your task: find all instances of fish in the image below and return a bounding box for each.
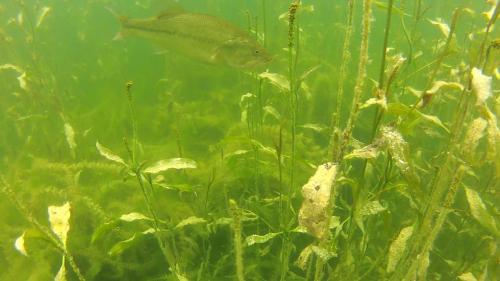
[110,9,273,70]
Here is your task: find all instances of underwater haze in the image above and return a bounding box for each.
[0,0,498,280]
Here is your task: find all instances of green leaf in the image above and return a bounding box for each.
[91,221,119,244]
[465,188,498,235]
[311,246,336,261]
[386,103,449,133]
[13,229,47,256]
[419,113,449,133]
[64,122,76,157]
[259,71,290,92]
[387,226,414,273]
[96,141,127,166]
[120,212,152,222]
[55,256,67,281]
[108,234,139,256]
[224,149,250,159]
[263,105,281,121]
[214,217,233,225]
[360,200,387,216]
[175,216,207,229]
[245,232,281,246]
[300,123,328,132]
[154,183,194,192]
[250,139,277,158]
[295,245,313,270]
[345,144,380,160]
[108,229,155,256]
[143,158,197,174]
[458,272,478,281]
[14,232,28,256]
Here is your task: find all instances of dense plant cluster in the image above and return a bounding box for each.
[0,0,498,280]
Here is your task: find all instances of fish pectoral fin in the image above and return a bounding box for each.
[211,38,246,63]
[112,31,124,41]
[221,38,247,48]
[210,50,222,63]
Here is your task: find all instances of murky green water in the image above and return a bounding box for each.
[0,1,498,280]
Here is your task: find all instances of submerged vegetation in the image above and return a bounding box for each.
[0,0,498,280]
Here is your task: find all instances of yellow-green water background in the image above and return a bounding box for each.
[0,0,498,280]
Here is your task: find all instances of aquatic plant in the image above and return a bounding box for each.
[0,0,498,281]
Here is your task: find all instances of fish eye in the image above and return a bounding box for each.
[254,49,260,54]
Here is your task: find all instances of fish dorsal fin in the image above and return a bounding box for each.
[156,4,185,19]
[156,10,183,19]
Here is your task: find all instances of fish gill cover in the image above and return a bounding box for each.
[0,0,498,281]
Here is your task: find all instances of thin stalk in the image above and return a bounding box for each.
[125,82,137,163]
[408,9,459,110]
[338,0,372,162]
[476,1,499,67]
[281,2,300,280]
[377,0,395,89]
[332,0,356,162]
[124,82,182,280]
[229,200,245,281]
[360,0,395,181]
[277,125,284,228]
[262,0,268,48]
[336,0,373,278]
[137,173,177,267]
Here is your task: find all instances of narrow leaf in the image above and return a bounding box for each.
[360,200,387,216]
[263,105,281,121]
[36,6,51,28]
[54,256,67,281]
[465,188,498,235]
[143,158,196,174]
[300,123,328,132]
[64,122,76,157]
[245,232,281,246]
[175,216,207,229]
[120,212,152,222]
[259,72,290,92]
[96,141,126,166]
[345,144,380,159]
[14,232,28,256]
[387,226,414,273]
[458,272,478,281]
[311,246,336,261]
[108,229,155,256]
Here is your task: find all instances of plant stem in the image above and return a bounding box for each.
[281,2,300,280]
[229,199,245,281]
[336,0,372,278]
[125,81,137,164]
[332,0,356,162]
[408,9,459,110]
[378,0,395,89]
[476,1,499,67]
[338,0,372,162]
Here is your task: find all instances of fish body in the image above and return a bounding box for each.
[116,11,272,69]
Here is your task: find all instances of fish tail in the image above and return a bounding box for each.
[105,7,128,40]
[105,7,128,24]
